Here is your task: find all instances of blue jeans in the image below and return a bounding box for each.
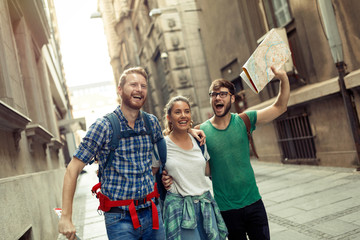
[180,201,220,240]
[104,204,165,240]
[220,199,270,240]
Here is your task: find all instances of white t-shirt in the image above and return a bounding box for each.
[164,134,212,196]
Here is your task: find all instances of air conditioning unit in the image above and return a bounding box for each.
[257,28,294,73]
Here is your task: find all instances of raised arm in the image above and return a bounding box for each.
[256,66,290,124]
[58,157,86,240]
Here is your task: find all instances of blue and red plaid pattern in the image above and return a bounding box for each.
[74,106,163,209]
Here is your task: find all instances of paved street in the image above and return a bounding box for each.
[254,161,360,240]
[58,161,360,240]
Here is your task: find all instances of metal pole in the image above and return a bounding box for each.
[336,61,360,170]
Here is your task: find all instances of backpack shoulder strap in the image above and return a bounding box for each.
[155,138,167,167]
[239,113,259,158]
[141,111,155,143]
[142,111,166,164]
[154,137,167,201]
[99,112,121,180]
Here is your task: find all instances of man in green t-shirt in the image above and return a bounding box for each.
[163,66,290,239]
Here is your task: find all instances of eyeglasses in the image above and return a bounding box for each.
[209,91,232,98]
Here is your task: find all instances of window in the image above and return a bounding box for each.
[276,110,318,164]
[261,1,308,90]
[143,0,152,22]
[232,77,244,94]
[19,226,33,240]
[154,52,169,105]
[120,42,129,67]
[232,77,248,113]
[135,25,142,45]
[263,0,292,28]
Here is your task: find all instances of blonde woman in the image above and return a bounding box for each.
[160,96,227,240]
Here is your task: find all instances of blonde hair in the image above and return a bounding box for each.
[163,96,191,136]
[118,67,148,87]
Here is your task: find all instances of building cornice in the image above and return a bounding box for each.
[248,68,360,110]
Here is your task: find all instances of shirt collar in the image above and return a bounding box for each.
[114,105,143,126]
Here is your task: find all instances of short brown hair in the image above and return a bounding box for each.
[118,67,148,87]
[209,79,236,95]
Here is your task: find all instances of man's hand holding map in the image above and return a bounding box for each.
[240,28,291,94]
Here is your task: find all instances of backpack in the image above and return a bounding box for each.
[97,110,206,202]
[239,112,259,158]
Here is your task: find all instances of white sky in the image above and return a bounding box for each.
[54,0,114,87]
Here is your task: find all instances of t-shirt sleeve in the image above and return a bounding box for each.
[151,144,161,168]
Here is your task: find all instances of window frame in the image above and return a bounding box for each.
[262,0,293,28]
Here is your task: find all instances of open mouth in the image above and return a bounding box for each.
[132,95,143,100]
[178,120,188,125]
[215,103,224,110]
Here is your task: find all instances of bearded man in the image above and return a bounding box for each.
[200,66,290,240]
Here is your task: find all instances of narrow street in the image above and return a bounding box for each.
[58,161,360,240]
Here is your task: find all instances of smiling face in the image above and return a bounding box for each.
[167,100,191,133]
[118,73,147,110]
[210,87,234,117]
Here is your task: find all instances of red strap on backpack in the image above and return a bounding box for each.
[91,182,160,229]
[239,113,259,158]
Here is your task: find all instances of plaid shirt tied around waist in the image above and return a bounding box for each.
[164,191,228,240]
[74,106,163,210]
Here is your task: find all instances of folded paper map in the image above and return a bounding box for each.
[240,28,291,94]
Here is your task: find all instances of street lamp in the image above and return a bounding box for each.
[149,7,177,17]
[149,8,162,17]
[318,0,360,170]
[149,7,201,17]
[90,11,102,19]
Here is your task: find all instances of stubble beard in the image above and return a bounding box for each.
[213,101,231,118]
[121,93,146,110]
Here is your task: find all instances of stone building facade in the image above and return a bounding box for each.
[97,0,360,168]
[0,0,82,238]
[98,0,212,125]
[195,0,360,168]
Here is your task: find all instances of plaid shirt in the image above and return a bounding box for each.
[163,191,228,240]
[74,106,163,209]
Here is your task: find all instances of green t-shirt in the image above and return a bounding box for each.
[200,111,261,211]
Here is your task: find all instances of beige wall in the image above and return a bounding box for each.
[0,1,28,114]
[0,0,75,238]
[309,97,358,167]
[0,169,65,239]
[195,0,360,168]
